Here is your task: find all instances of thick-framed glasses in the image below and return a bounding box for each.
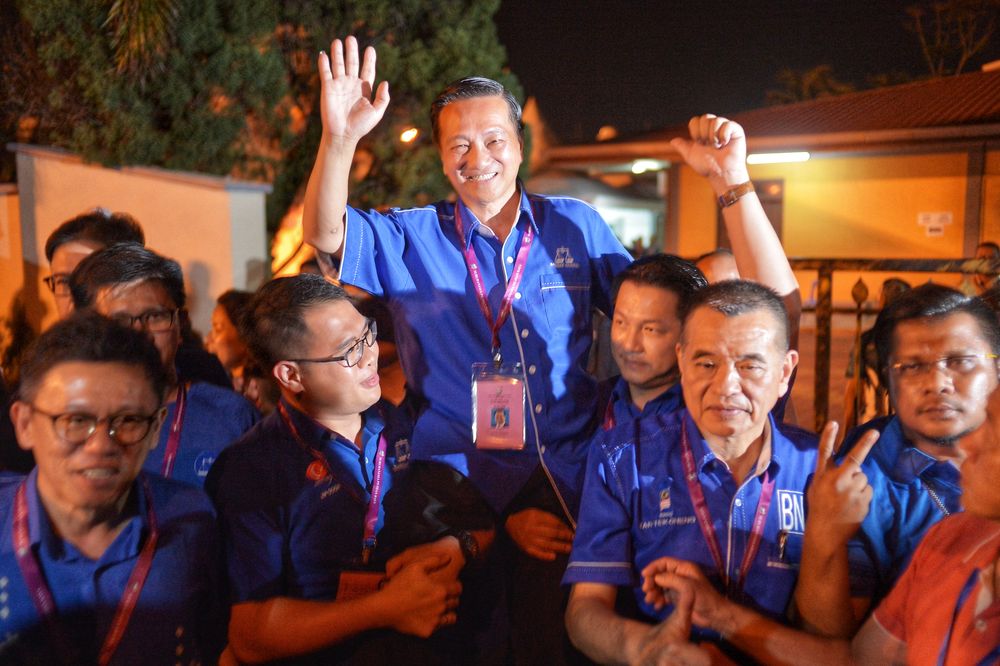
[110,308,179,332]
[30,405,162,448]
[288,318,377,368]
[43,274,72,296]
[889,353,999,379]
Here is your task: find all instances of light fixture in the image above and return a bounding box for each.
[746,151,810,165]
[399,127,419,143]
[631,159,660,174]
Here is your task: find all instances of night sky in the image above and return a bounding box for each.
[494,0,1000,143]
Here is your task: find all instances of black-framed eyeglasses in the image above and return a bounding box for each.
[889,353,999,379]
[43,274,72,296]
[30,404,163,447]
[288,318,377,368]
[110,309,179,332]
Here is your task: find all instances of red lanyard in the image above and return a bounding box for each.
[278,402,388,564]
[454,203,535,359]
[602,398,616,431]
[14,476,159,666]
[160,382,188,478]
[680,422,774,594]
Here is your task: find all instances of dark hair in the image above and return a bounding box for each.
[216,290,254,331]
[70,243,186,310]
[680,280,789,350]
[44,209,145,263]
[613,254,708,315]
[243,274,353,370]
[430,77,524,145]
[978,241,1000,256]
[17,310,168,403]
[873,283,1000,381]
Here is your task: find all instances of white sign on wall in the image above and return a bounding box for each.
[918,211,952,238]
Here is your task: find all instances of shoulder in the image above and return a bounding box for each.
[144,472,216,522]
[205,415,290,494]
[188,382,255,413]
[919,513,995,552]
[528,192,601,216]
[773,419,819,455]
[0,474,22,520]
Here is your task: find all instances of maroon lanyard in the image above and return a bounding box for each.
[602,398,616,431]
[14,476,159,666]
[160,381,188,478]
[680,423,775,594]
[277,402,387,564]
[454,203,535,359]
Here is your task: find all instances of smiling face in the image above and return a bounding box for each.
[611,281,683,408]
[278,300,381,422]
[12,361,163,514]
[437,95,522,215]
[888,313,999,452]
[677,306,797,450]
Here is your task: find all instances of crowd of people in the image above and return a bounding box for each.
[0,34,997,665]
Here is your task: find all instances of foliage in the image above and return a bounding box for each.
[765,65,857,106]
[1,0,520,231]
[906,0,999,76]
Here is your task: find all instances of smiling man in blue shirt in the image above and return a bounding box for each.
[1,311,224,664]
[564,281,817,663]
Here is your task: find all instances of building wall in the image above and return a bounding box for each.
[672,147,994,306]
[8,146,269,337]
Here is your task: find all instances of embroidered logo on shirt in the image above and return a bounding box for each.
[553,247,577,269]
[658,488,672,514]
[194,451,215,478]
[306,460,331,483]
[393,438,411,471]
[777,490,806,534]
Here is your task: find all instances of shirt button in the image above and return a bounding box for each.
[515,292,522,299]
[734,498,743,507]
[976,619,988,632]
[506,256,514,264]
[521,329,530,338]
[534,404,543,414]
[528,365,537,375]
[540,445,546,454]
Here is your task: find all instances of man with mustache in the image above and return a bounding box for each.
[564,280,817,662]
[795,283,1000,637]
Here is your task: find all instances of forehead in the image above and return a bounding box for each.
[31,360,157,406]
[615,281,681,320]
[50,240,103,273]
[300,300,364,349]
[95,279,176,314]
[438,96,517,139]
[892,312,991,355]
[683,306,783,352]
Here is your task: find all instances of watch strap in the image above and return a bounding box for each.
[718,181,755,208]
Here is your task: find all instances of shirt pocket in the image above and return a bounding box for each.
[539,273,590,333]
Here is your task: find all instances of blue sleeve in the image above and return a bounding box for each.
[583,205,632,316]
[206,447,288,603]
[340,206,409,298]
[562,438,636,587]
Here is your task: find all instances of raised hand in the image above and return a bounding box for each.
[317,36,390,143]
[381,553,462,638]
[669,114,749,186]
[505,508,575,561]
[633,584,710,666]
[806,422,879,548]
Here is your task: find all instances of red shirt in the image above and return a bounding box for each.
[873,512,1000,665]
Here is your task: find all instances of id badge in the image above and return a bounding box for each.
[336,571,385,601]
[472,362,526,450]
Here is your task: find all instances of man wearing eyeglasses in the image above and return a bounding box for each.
[2,311,225,663]
[207,274,493,663]
[69,243,258,488]
[794,283,1000,638]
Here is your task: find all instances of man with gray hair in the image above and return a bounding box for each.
[565,280,818,663]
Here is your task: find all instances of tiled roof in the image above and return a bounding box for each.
[627,68,1000,142]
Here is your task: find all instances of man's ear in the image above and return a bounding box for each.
[273,361,304,394]
[9,401,36,451]
[777,349,799,398]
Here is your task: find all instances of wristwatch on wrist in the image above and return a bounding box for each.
[449,529,480,564]
[717,180,755,208]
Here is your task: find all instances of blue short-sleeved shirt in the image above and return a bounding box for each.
[206,399,411,604]
[564,409,818,623]
[0,469,224,664]
[339,191,631,512]
[147,381,260,488]
[840,415,960,604]
[597,376,684,431]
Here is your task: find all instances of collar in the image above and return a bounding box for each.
[612,378,683,417]
[278,398,386,456]
[682,410,781,478]
[881,417,961,485]
[455,184,540,248]
[20,468,146,564]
